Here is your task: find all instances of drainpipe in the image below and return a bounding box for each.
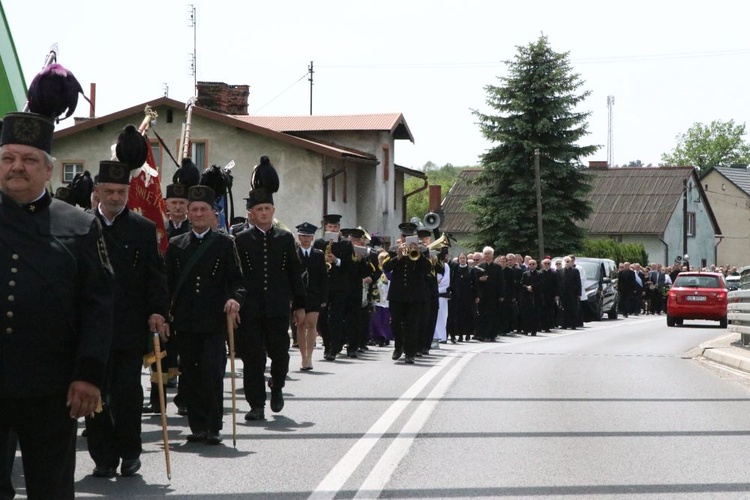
[402,177,428,223]
[658,236,669,267]
[714,235,724,267]
[322,167,345,217]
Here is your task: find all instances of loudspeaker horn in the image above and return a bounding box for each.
[423,212,441,230]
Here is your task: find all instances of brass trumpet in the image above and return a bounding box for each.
[402,245,421,261]
[324,240,333,271]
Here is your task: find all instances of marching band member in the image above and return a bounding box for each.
[295,222,329,371]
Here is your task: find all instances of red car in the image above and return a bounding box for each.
[666,272,728,328]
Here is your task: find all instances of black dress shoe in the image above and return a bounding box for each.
[186,431,207,442]
[324,353,336,361]
[270,388,284,413]
[245,408,265,421]
[206,431,223,445]
[177,405,188,416]
[120,458,141,477]
[142,404,159,414]
[404,356,415,364]
[415,352,423,357]
[391,348,402,360]
[347,350,358,358]
[92,465,117,478]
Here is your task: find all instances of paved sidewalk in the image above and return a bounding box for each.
[694,331,750,373]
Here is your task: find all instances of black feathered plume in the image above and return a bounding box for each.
[250,155,279,193]
[27,63,90,122]
[201,164,233,199]
[173,157,200,188]
[70,171,94,209]
[115,125,148,170]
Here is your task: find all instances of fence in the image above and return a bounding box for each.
[728,266,750,346]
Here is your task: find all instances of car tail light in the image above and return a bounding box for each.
[716,291,726,302]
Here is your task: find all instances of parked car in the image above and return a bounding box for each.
[666,272,727,328]
[575,257,619,321]
[726,275,741,291]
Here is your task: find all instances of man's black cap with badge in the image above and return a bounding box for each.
[398,221,418,236]
[0,112,55,154]
[417,228,431,238]
[188,185,216,207]
[166,183,189,200]
[97,160,131,185]
[322,214,342,225]
[296,222,318,235]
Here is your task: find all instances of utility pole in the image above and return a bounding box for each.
[683,177,689,270]
[534,149,544,259]
[308,61,314,115]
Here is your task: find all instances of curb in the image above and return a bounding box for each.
[701,347,750,373]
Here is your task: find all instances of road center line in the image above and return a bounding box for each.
[308,353,456,500]
[354,348,479,499]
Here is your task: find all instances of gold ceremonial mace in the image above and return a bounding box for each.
[227,314,238,448]
[152,332,172,479]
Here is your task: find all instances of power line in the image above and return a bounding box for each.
[251,72,309,114]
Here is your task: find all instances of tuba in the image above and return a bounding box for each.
[427,232,450,251]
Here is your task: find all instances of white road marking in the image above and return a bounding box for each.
[308,354,456,500]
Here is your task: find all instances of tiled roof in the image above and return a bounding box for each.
[440,166,721,236]
[713,167,750,196]
[235,113,415,142]
[440,168,483,233]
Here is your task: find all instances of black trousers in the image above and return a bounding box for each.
[561,293,579,328]
[0,430,15,500]
[390,301,426,357]
[180,332,227,434]
[85,349,143,468]
[239,315,290,410]
[0,395,77,500]
[325,290,351,355]
[420,295,439,350]
[477,297,500,339]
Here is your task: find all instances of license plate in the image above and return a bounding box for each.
[686,295,707,302]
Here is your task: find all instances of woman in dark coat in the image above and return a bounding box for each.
[448,253,479,342]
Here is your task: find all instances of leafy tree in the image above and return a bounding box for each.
[626,160,643,167]
[469,36,598,258]
[405,162,465,221]
[660,119,750,178]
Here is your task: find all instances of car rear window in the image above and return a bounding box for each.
[674,275,721,288]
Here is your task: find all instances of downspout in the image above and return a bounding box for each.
[714,235,724,266]
[322,167,346,217]
[658,236,669,267]
[402,177,428,223]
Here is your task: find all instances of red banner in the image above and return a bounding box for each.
[127,140,169,255]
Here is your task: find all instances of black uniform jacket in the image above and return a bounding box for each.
[476,261,504,302]
[235,225,306,318]
[299,246,329,312]
[165,229,246,333]
[0,193,114,397]
[383,253,431,303]
[314,237,354,293]
[95,207,169,351]
[520,269,543,305]
[167,218,191,239]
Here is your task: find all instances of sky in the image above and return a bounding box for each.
[3,0,750,170]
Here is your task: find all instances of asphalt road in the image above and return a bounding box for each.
[11,314,750,499]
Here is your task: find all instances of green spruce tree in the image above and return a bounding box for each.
[469,36,598,258]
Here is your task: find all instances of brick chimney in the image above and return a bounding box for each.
[428,185,442,213]
[196,82,250,115]
[588,160,608,169]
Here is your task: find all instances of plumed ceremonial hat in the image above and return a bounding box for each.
[0,112,55,154]
[188,185,216,207]
[251,155,279,193]
[295,222,318,235]
[97,160,131,185]
[115,125,148,170]
[173,157,201,188]
[27,63,89,123]
[70,171,94,209]
[166,183,189,200]
[246,187,273,209]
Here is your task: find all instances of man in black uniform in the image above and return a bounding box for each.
[475,246,504,341]
[235,188,305,421]
[0,111,114,498]
[384,237,431,364]
[165,185,245,445]
[165,183,191,238]
[85,160,170,478]
[313,214,354,361]
[296,222,329,371]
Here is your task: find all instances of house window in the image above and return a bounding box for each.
[62,162,83,183]
[150,141,162,171]
[192,142,207,170]
[382,145,390,182]
[687,212,696,236]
